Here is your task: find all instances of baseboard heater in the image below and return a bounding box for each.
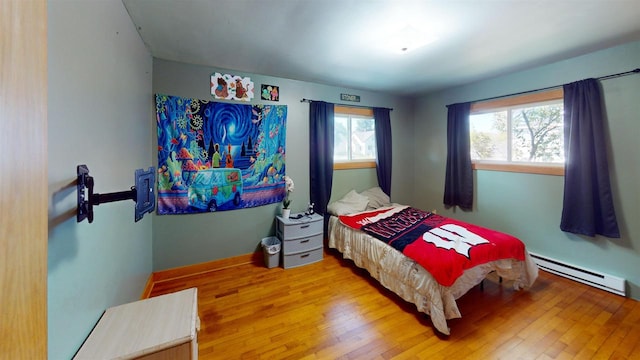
[529,252,626,296]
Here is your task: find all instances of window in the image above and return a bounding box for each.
[469,89,565,175]
[334,106,376,169]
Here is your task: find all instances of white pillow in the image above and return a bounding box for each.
[327,190,370,215]
[360,186,391,210]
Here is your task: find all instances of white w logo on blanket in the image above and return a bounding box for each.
[422,224,489,258]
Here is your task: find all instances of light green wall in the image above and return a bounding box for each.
[330,168,379,203]
[413,41,640,299]
[152,59,414,270]
[47,0,153,358]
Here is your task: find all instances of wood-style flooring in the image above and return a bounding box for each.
[148,249,640,359]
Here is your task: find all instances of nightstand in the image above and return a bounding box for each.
[74,288,199,360]
[276,213,324,269]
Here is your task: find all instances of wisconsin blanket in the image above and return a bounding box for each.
[339,207,526,286]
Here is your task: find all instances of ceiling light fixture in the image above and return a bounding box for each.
[384,25,437,54]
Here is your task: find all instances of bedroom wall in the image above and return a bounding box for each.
[47,0,153,358]
[152,59,414,271]
[413,40,640,300]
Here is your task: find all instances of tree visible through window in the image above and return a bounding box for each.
[470,100,564,164]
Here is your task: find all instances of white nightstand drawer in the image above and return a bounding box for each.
[276,215,322,239]
[282,234,322,255]
[283,247,323,269]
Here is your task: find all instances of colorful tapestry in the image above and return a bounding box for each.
[155,94,287,214]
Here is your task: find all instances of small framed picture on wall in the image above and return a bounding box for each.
[261,84,279,101]
[211,72,254,101]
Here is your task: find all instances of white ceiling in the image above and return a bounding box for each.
[123,0,640,96]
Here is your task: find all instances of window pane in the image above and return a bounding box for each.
[470,112,507,161]
[334,116,349,161]
[350,118,376,160]
[510,103,564,163]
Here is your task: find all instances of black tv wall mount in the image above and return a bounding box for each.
[76,164,156,223]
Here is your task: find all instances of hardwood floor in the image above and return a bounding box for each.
[149,249,640,359]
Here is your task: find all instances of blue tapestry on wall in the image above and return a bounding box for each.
[155,94,287,214]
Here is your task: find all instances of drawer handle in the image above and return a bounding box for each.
[300,254,310,258]
[300,225,310,229]
[300,239,310,243]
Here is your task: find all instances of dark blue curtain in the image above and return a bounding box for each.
[561,79,620,238]
[443,102,473,210]
[309,101,335,217]
[373,107,392,196]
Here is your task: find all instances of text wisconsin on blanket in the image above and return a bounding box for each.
[339,206,527,286]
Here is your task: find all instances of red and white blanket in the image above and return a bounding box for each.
[339,206,526,286]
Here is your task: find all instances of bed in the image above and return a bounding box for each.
[326,188,538,335]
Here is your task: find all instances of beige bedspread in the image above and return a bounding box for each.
[328,215,538,335]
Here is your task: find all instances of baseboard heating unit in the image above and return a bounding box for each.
[529,252,626,296]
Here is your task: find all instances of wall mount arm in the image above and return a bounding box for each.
[77,164,156,223]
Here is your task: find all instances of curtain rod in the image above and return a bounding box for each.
[447,67,640,107]
[300,98,393,111]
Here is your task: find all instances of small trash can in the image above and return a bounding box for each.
[261,236,281,268]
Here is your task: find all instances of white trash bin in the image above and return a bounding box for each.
[261,236,281,268]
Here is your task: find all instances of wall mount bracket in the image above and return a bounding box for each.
[77,164,155,223]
